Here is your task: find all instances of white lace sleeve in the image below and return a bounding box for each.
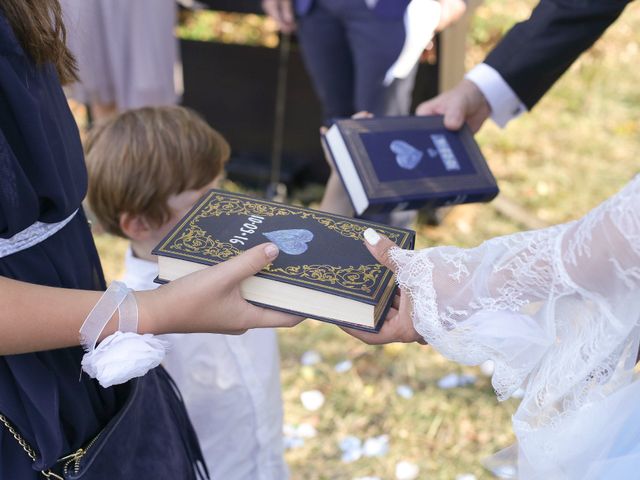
[392,175,640,478]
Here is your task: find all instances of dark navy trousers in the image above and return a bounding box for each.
[296,0,417,125]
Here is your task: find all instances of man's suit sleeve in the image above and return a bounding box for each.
[484,0,632,110]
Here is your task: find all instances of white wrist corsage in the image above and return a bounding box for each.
[79,281,168,388]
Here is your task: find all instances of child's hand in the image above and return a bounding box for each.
[351,111,373,120]
[262,0,296,33]
[319,111,373,163]
[137,243,303,335]
[318,111,373,216]
[319,111,373,137]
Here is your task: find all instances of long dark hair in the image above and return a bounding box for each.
[0,0,78,84]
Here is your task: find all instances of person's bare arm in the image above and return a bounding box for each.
[0,277,107,354]
[0,243,302,355]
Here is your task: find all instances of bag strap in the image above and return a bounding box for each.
[0,412,65,479]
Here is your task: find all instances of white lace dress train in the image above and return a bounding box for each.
[391,175,640,479]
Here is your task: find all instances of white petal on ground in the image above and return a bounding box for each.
[334,359,353,373]
[363,435,389,457]
[341,447,363,463]
[459,374,477,386]
[283,424,297,436]
[395,461,420,480]
[301,350,322,366]
[296,423,317,438]
[340,435,363,463]
[339,435,362,452]
[396,384,414,399]
[283,436,305,450]
[300,390,325,411]
[489,465,518,479]
[437,373,461,389]
[437,373,478,389]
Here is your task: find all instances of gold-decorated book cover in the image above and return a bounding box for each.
[152,190,415,332]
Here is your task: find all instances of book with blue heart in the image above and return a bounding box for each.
[152,190,415,332]
[322,115,499,215]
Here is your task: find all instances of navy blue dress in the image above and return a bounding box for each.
[0,13,125,478]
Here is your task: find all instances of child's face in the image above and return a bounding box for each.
[151,176,222,243]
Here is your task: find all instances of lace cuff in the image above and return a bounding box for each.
[390,247,553,400]
[389,176,640,476]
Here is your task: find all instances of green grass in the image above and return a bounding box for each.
[93,1,640,478]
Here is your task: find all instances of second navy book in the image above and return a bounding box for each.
[323,115,499,215]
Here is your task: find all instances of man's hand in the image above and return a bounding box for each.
[341,229,425,346]
[436,0,466,32]
[415,79,491,132]
[262,0,296,33]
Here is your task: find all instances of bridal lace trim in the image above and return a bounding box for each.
[391,175,640,478]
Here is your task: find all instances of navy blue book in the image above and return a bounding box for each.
[152,190,415,332]
[323,115,499,215]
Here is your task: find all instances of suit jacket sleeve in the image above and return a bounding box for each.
[484,0,632,110]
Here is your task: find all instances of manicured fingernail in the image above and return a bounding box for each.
[265,243,279,260]
[363,228,380,246]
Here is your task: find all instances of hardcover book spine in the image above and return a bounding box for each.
[364,188,499,215]
[320,134,360,214]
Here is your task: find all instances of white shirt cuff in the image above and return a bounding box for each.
[465,63,527,128]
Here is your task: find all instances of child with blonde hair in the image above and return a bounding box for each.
[86,106,288,480]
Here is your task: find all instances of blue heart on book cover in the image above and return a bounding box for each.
[390,140,423,170]
[362,129,475,182]
[262,229,314,255]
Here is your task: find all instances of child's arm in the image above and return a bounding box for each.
[318,112,373,216]
[0,243,301,355]
[319,170,354,217]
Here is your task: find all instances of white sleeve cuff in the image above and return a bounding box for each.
[465,63,527,128]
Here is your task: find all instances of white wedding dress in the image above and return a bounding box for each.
[391,175,640,479]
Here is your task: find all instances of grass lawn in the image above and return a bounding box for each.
[93,1,640,478]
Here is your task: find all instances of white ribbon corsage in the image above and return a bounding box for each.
[79,281,168,388]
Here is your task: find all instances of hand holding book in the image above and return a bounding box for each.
[416,79,491,132]
[321,114,498,216]
[137,242,303,335]
[340,229,425,345]
[153,190,415,331]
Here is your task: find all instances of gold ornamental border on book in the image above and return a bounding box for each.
[164,192,409,298]
[196,194,405,242]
